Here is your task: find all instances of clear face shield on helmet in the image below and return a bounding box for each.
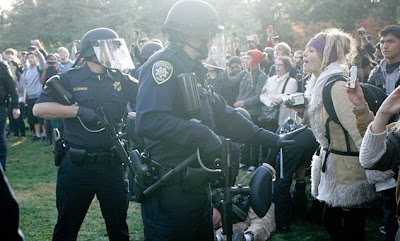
[92,38,135,70]
[203,25,226,70]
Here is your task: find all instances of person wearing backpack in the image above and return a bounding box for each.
[292,28,378,241]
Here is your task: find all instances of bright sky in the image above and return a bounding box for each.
[0,0,15,11]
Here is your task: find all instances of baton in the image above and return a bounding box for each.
[280,148,284,179]
[143,153,198,196]
[222,139,233,241]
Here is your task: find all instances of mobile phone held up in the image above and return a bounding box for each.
[246,35,255,42]
[30,39,39,45]
[349,66,357,89]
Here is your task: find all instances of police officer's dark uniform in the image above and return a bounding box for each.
[0,165,25,241]
[0,61,23,240]
[34,28,137,241]
[135,1,293,240]
[0,60,19,170]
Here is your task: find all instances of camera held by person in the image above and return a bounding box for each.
[357,27,366,35]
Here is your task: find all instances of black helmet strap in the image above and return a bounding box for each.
[184,40,209,60]
[71,47,90,68]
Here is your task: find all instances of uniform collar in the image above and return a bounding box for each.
[168,43,197,71]
[79,62,110,81]
[168,43,208,85]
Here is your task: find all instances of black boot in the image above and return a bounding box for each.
[291,180,307,216]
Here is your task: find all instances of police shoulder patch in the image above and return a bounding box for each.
[152,61,173,85]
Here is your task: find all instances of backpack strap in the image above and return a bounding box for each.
[321,75,359,172]
[22,66,42,78]
[36,66,42,76]
[281,76,291,94]
[322,75,346,123]
[252,68,262,87]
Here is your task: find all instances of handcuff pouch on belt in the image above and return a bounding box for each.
[53,137,66,167]
[69,148,86,166]
[131,150,157,203]
[182,167,211,193]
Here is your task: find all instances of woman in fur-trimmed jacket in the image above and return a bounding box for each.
[294,28,377,241]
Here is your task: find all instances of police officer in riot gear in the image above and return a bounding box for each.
[0,60,20,170]
[139,42,163,63]
[135,1,294,240]
[131,41,163,79]
[33,28,137,241]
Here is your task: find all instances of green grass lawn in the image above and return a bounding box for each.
[5,135,383,240]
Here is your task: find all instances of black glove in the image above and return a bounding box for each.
[77,106,101,125]
[275,137,295,148]
[275,126,307,148]
[200,131,223,164]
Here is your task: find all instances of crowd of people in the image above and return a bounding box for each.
[1,0,400,240]
[1,41,75,146]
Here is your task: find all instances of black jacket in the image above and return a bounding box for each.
[0,61,19,109]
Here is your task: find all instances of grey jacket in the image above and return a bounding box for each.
[233,67,266,116]
[368,59,400,94]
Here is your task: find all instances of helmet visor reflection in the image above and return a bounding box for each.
[204,25,226,70]
[93,38,135,70]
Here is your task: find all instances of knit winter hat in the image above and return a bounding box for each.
[248,49,263,67]
[306,37,337,64]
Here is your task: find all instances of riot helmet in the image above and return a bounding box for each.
[162,0,222,41]
[162,0,225,60]
[140,42,163,61]
[78,28,134,70]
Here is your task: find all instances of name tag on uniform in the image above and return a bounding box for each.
[73,87,88,91]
